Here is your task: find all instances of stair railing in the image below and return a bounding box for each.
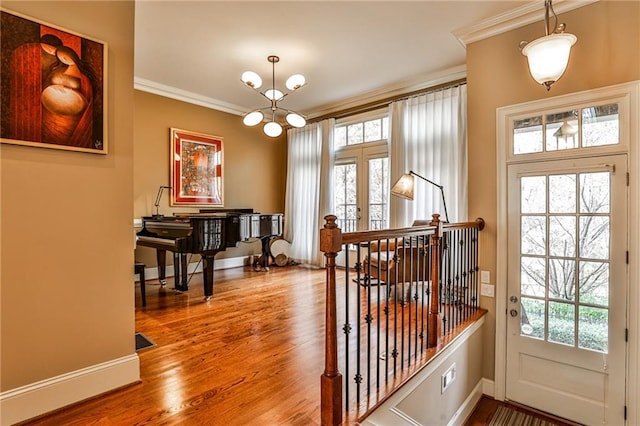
[320,214,485,425]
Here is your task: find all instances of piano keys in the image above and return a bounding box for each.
[136,211,283,300]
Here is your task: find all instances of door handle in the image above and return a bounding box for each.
[510,296,518,303]
[510,309,518,317]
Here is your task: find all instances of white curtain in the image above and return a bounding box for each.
[284,119,335,266]
[389,84,467,227]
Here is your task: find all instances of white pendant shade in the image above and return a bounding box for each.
[285,113,306,128]
[263,121,283,137]
[241,56,307,138]
[241,71,262,89]
[242,111,264,126]
[522,33,576,88]
[286,74,306,91]
[264,89,284,101]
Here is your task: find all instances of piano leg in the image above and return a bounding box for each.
[255,236,272,272]
[181,254,189,289]
[173,252,188,292]
[156,249,167,286]
[202,255,215,301]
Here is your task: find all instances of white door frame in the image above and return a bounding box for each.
[494,81,640,423]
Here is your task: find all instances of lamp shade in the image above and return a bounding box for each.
[390,173,415,200]
[286,74,306,91]
[264,89,284,101]
[242,111,264,126]
[522,33,577,87]
[285,112,306,128]
[241,71,262,89]
[264,121,283,137]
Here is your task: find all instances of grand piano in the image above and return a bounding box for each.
[136,210,283,300]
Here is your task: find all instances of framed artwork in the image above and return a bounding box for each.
[0,9,107,154]
[171,128,224,207]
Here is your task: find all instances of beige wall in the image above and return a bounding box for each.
[133,91,287,266]
[467,1,640,380]
[1,0,135,392]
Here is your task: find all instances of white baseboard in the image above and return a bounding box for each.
[0,354,140,425]
[448,379,484,426]
[139,256,248,281]
[482,378,495,398]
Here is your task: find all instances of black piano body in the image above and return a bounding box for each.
[136,210,283,300]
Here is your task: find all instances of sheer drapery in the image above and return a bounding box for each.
[284,119,334,266]
[389,84,467,227]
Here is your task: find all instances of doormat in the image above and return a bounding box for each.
[489,405,559,426]
[135,332,156,352]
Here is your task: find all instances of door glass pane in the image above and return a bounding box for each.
[579,306,608,352]
[579,216,609,260]
[368,157,389,230]
[546,110,579,151]
[521,216,546,255]
[580,172,610,214]
[521,256,545,297]
[548,301,575,346]
[513,116,543,154]
[549,216,576,257]
[521,176,546,213]
[334,163,357,232]
[549,174,576,213]
[518,167,615,354]
[549,258,576,301]
[582,103,619,147]
[520,297,544,339]
[579,261,609,306]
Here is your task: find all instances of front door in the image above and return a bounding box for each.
[506,155,627,425]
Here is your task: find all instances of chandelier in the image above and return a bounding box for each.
[519,0,577,91]
[241,55,307,137]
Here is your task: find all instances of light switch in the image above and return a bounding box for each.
[481,270,491,283]
[481,283,495,298]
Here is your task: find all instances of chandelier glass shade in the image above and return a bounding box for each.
[241,55,307,137]
[520,0,576,91]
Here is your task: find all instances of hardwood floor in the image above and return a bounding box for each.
[26,265,328,426]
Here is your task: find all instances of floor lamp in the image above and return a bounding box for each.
[390,170,449,223]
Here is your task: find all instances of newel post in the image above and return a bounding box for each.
[428,213,442,348]
[320,215,343,426]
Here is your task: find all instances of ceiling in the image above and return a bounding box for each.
[133,1,560,120]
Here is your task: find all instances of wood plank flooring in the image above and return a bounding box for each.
[26,265,328,426]
[24,265,487,426]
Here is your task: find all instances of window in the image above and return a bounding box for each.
[333,109,389,231]
[513,103,619,156]
[334,113,389,149]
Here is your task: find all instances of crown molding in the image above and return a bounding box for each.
[134,77,245,116]
[307,65,467,120]
[453,0,599,47]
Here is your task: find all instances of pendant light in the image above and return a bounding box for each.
[241,56,307,137]
[520,0,577,91]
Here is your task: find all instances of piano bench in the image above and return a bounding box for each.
[135,262,146,307]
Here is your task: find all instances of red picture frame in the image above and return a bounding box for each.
[170,128,224,207]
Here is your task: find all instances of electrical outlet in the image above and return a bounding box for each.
[441,363,456,394]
